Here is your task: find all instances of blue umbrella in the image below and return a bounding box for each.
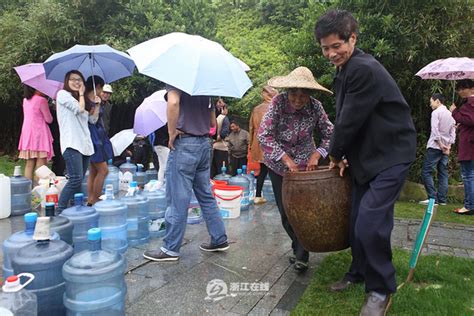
[43,44,135,83]
[127,32,252,98]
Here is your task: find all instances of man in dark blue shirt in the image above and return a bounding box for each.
[315,9,416,316]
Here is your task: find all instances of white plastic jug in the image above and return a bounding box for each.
[0,174,11,219]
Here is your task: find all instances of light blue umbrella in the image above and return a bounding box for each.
[43,44,135,83]
[127,32,252,98]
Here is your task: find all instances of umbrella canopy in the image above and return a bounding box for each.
[43,44,136,83]
[14,63,64,99]
[134,89,167,136]
[415,57,474,80]
[110,129,137,156]
[127,32,252,98]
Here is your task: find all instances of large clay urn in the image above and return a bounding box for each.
[282,166,351,252]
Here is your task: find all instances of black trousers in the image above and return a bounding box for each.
[229,155,247,176]
[211,149,229,178]
[255,163,268,197]
[344,163,411,294]
[268,169,309,262]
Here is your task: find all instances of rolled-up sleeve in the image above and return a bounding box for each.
[257,99,285,162]
[57,90,80,115]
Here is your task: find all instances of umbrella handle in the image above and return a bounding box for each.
[89,53,97,97]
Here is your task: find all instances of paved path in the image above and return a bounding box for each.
[0,202,472,315]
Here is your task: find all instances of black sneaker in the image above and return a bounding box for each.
[289,255,296,264]
[294,260,308,272]
[143,250,179,262]
[199,241,229,252]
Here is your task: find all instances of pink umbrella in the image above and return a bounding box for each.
[415,57,474,101]
[415,57,474,80]
[14,63,64,99]
[133,90,167,136]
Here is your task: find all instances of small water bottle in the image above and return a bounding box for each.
[0,273,37,315]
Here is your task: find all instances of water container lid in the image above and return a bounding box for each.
[137,164,143,171]
[130,181,138,188]
[88,228,101,241]
[126,157,131,162]
[108,159,113,165]
[250,171,255,175]
[149,162,155,169]
[221,166,227,172]
[237,169,242,174]
[13,165,22,177]
[24,212,37,223]
[242,165,247,170]
[74,193,84,199]
[45,202,55,207]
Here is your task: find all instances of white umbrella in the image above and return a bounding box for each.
[109,129,137,156]
[127,32,252,98]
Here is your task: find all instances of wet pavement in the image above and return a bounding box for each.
[1,202,473,315]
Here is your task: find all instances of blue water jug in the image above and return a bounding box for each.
[145,162,158,184]
[60,193,99,253]
[45,202,73,245]
[241,165,255,205]
[120,182,150,246]
[0,273,37,315]
[12,217,74,316]
[103,159,119,195]
[2,213,59,278]
[134,164,146,188]
[262,175,275,202]
[94,185,128,254]
[187,192,202,224]
[213,166,232,183]
[228,169,250,211]
[10,166,32,216]
[143,183,166,238]
[62,228,127,315]
[81,169,89,198]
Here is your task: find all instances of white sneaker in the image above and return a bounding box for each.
[254,197,267,204]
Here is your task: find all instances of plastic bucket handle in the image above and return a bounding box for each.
[212,185,242,201]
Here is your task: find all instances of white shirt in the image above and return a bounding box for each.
[427,105,456,150]
[56,90,94,156]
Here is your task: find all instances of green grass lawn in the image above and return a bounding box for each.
[293,249,474,316]
[0,155,25,176]
[395,201,474,226]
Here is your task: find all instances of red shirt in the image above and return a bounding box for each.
[452,96,474,161]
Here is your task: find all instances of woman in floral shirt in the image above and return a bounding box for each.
[257,67,333,271]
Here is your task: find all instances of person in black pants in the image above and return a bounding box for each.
[257,67,334,271]
[315,10,417,316]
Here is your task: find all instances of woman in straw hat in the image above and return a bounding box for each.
[257,66,334,271]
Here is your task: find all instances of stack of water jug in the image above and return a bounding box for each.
[0,166,32,219]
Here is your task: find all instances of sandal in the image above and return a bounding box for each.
[453,207,473,215]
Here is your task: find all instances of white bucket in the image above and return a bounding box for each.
[212,185,242,219]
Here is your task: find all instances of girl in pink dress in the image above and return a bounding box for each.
[18,86,54,180]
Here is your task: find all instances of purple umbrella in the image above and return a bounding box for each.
[415,57,474,80]
[133,90,167,136]
[14,63,64,99]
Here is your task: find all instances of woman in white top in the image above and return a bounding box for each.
[56,70,94,213]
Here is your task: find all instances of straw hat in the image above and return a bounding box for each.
[267,67,332,94]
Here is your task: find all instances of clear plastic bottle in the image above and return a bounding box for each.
[0,273,37,315]
[12,217,74,316]
[213,166,232,183]
[145,162,158,184]
[94,185,128,254]
[228,169,250,211]
[60,193,99,253]
[10,166,31,216]
[44,180,59,208]
[62,228,127,315]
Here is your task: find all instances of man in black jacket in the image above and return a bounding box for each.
[315,10,416,316]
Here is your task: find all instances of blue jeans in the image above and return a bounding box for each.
[460,160,474,210]
[161,136,227,256]
[58,148,90,212]
[421,148,448,203]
